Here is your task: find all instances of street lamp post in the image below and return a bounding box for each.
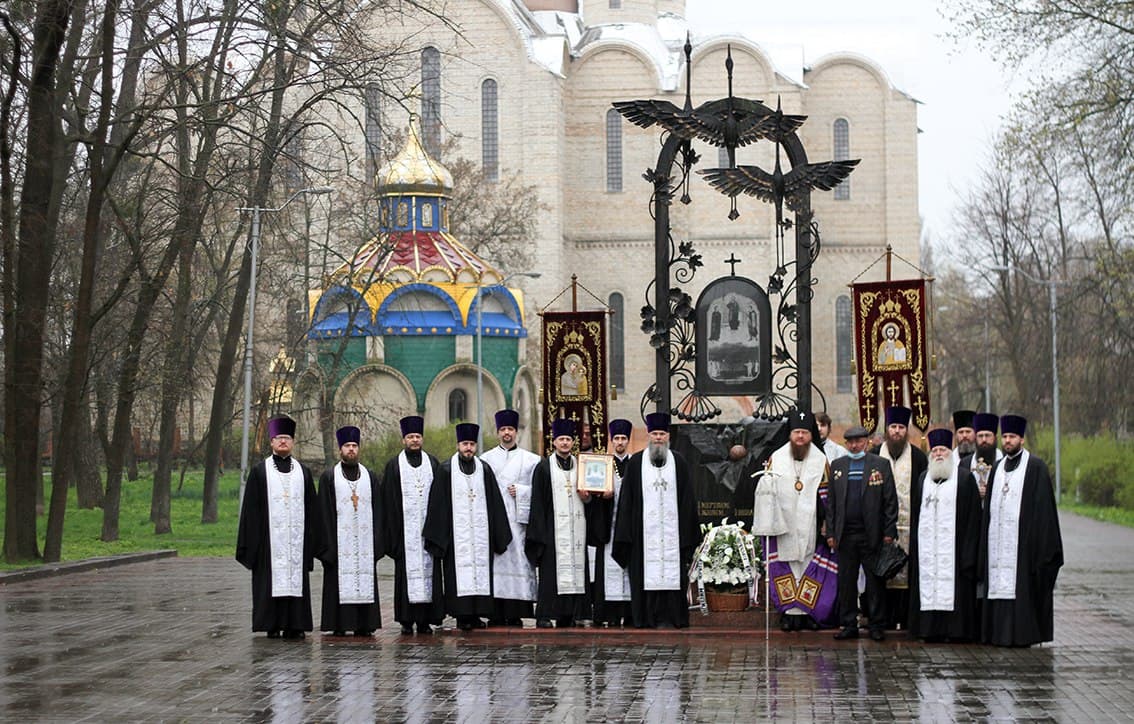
[237,186,333,502]
[993,263,1062,502]
[475,272,540,449]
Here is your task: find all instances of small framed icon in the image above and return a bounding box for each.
[577,453,614,495]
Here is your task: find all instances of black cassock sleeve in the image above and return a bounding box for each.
[302,466,321,572]
[235,466,264,570]
[316,469,337,567]
[611,461,641,570]
[423,462,452,560]
[525,461,551,567]
[369,469,386,561]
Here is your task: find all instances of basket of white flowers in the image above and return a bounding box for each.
[689,518,762,613]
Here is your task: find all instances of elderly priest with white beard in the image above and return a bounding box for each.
[908,428,982,642]
[612,412,700,628]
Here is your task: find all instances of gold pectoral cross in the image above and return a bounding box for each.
[351,491,359,511]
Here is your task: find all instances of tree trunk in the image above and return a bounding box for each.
[75,394,104,509]
[3,0,73,563]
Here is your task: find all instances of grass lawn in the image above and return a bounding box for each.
[1060,501,1134,529]
[0,468,242,570]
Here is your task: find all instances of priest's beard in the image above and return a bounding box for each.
[928,456,953,482]
[458,452,476,474]
[790,442,810,461]
[976,443,997,465]
[649,441,668,467]
[886,439,908,460]
[956,440,976,456]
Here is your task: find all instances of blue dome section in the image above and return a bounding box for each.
[309,285,372,339]
[469,285,527,338]
[377,283,463,336]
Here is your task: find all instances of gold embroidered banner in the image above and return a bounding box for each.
[541,311,608,452]
[852,279,930,432]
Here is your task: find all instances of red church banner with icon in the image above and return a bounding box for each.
[851,279,930,432]
[541,311,609,453]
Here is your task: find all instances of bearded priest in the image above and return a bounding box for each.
[908,428,981,642]
[612,412,700,629]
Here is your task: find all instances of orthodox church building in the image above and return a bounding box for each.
[295,0,919,453]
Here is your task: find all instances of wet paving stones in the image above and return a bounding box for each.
[1,511,1131,721]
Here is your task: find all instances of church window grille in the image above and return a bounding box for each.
[421,201,433,228]
[482,79,499,183]
[833,118,850,200]
[606,109,622,192]
[609,292,625,389]
[397,200,409,227]
[422,47,442,158]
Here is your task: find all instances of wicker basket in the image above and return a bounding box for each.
[705,589,749,612]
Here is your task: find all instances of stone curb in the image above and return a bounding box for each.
[0,549,178,584]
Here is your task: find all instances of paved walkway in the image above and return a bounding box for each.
[1,511,1130,722]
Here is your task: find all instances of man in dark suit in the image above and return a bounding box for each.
[826,425,898,641]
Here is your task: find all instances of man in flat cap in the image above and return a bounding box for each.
[424,423,513,631]
[979,414,1064,647]
[871,405,927,629]
[380,415,444,635]
[317,425,384,637]
[236,415,321,639]
[613,412,700,628]
[480,409,540,626]
[827,425,897,641]
[908,428,981,642]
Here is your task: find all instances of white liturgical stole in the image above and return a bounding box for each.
[880,442,913,588]
[917,470,958,611]
[549,457,587,595]
[449,454,492,598]
[481,445,539,601]
[641,451,681,591]
[768,444,826,566]
[333,462,375,604]
[399,451,434,603]
[604,458,632,600]
[265,457,304,598]
[987,450,1028,600]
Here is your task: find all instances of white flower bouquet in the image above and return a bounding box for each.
[689,518,762,612]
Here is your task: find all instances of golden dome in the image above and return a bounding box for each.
[376,121,453,197]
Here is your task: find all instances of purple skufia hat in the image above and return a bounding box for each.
[608,418,632,438]
[399,415,424,437]
[335,425,361,447]
[927,428,953,449]
[267,416,296,439]
[494,409,520,430]
[455,423,479,443]
[885,406,912,427]
[973,412,999,434]
[551,418,575,440]
[1000,414,1027,437]
[952,409,976,430]
[644,412,670,432]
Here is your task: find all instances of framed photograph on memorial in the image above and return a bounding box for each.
[577,453,614,495]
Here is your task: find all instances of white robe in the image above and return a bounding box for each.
[333,462,375,604]
[266,457,304,598]
[768,443,827,613]
[448,453,492,598]
[398,451,434,604]
[481,445,540,601]
[640,451,681,591]
[549,456,587,595]
[917,470,958,611]
[987,450,1028,600]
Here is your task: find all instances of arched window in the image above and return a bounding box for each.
[606,109,623,192]
[836,295,853,392]
[609,292,625,390]
[833,118,850,200]
[481,79,499,183]
[396,200,409,227]
[421,201,433,228]
[448,388,468,423]
[365,83,382,182]
[421,47,442,158]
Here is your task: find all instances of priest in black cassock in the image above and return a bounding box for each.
[236,415,321,639]
[908,428,981,642]
[589,418,634,627]
[959,412,1003,503]
[612,412,700,628]
[525,418,601,628]
[380,415,445,635]
[424,423,513,631]
[979,414,1064,647]
[317,425,384,637]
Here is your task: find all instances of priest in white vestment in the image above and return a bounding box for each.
[317,425,384,637]
[236,415,321,639]
[908,428,981,641]
[380,415,445,635]
[612,412,700,629]
[424,423,513,631]
[979,414,1064,647]
[480,409,540,626]
[765,411,830,631]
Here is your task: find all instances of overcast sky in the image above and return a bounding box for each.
[685,1,1024,248]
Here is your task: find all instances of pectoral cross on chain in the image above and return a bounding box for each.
[351,491,359,511]
[467,484,478,504]
[652,475,668,492]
